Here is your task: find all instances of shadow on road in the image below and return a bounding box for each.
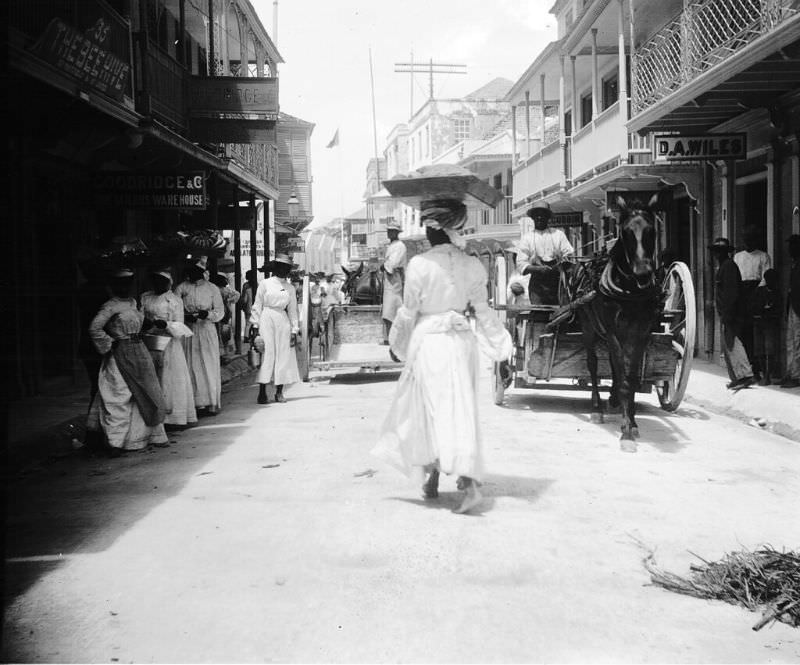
[329,371,402,384]
[3,411,252,607]
[388,475,555,516]
[500,388,698,453]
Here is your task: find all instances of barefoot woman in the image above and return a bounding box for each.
[372,199,512,514]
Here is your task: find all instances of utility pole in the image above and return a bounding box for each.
[394,58,466,116]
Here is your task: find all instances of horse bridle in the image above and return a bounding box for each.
[599,210,659,302]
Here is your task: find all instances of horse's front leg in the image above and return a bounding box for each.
[608,344,637,450]
[584,332,603,424]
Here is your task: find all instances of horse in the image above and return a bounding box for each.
[573,197,662,451]
[341,262,383,305]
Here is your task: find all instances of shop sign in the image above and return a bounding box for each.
[95,172,207,209]
[653,133,747,161]
[31,8,132,101]
[189,117,276,143]
[189,77,279,116]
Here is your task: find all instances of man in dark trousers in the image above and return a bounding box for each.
[710,237,755,390]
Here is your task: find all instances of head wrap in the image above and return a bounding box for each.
[420,199,468,248]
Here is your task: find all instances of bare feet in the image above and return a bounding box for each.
[275,393,286,403]
[422,469,439,499]
[620,438,637,453]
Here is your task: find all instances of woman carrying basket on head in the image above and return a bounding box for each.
[372,199,512,514]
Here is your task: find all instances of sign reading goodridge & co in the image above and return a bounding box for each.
[653,133,747,162]
[95,172,207,209]
[189,77,279,117]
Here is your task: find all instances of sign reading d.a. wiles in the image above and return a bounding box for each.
[653,134,747,161]
[95,172,207,209]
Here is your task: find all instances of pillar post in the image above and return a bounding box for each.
[591,28,599,119]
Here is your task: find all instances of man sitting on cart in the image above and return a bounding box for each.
[515,201,574,305]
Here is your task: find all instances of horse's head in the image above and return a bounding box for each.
[341,263,363,300]
[614,196,657,289]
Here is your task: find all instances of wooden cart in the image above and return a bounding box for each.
[491,259,696,411]
[295,275,403,381]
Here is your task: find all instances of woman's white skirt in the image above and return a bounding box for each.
[373,326,483,482]
[87,355,168,450]
[183,319,222,411]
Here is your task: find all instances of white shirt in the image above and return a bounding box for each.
[383,239,408,274]
[734,249,771,282]
[515,227,574,271]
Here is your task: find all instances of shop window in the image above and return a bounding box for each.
[581,93,593,127]
[352,234,367,244]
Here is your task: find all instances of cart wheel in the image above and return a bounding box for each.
[297,275,311,382]
[656,261,696,411]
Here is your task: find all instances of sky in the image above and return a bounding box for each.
[251,0,558,229]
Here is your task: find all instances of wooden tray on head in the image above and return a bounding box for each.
[382,164,504,210]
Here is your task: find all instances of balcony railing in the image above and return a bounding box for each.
[221,143,279,189]
[571,101,625,183]
[145,46,187,130]
[633,0,798,114]
[513,140,565,206]
[465,195,514,232]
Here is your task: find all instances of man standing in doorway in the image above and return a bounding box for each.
[710,237,755,390]
[734,225,772,378]
[381,219,407,345]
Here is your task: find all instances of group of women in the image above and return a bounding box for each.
[85,257,228,456]
[85,254,301,456]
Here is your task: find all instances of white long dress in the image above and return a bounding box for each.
[381,239,407,322]
[174,279,224,411]
[87,298,169,450]
[250,276,301,385]
[140,290,197,425]
[373,244,512,482]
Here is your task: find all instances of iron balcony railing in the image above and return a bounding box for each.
[632,0,798,114]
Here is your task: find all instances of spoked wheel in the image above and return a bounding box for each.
[656,261,696,411]
[297,275,311,382]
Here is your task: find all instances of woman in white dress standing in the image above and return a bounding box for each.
[86,268,168,455]
[174,258,225,415]
[372,199,513,514]
[140,269,197,427]
[250,254,300,404]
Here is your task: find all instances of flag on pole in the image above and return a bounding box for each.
[326,129,339,149]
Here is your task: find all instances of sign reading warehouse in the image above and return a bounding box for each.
[95,172,207,209]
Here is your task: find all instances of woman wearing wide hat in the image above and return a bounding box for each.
[250,253,301,404]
